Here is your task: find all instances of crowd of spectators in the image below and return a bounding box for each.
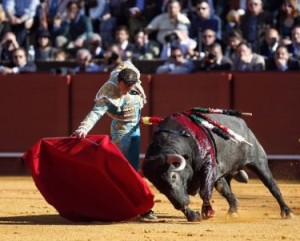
[0,0,300,75]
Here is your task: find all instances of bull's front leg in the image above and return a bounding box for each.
[181,206,201,222]
[199,161,216,219]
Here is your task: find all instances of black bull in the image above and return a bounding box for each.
[142,113,294,222]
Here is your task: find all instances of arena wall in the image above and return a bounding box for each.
[0,72,299,179]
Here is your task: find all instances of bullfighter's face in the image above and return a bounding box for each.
[117,80,133,95]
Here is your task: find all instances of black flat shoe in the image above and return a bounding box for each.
[140,210,157,220]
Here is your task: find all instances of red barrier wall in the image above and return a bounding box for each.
[232,72,300,154]
[1,72,299,157]
[0,74,70,151]
[151,73,232,117]
[71,73,152,153]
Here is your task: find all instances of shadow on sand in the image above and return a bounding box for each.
[0,214,74,225]
[0,214,124,225]
[0,213,187,225]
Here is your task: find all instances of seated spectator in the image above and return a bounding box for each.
[34,0,70,44]
[259,28,281,58]
[240,0,273,52]
[35,29,57,61]
[85,0,107,32]
[3,0,39,47]
[34,0,52,31]
[96,1,117,48]
[266,45,300,71]
[113,25,135,60]
[156,47,195,74]
[286,25,300,60]
[223,30,243,63]
[189,0,222,41]
[131,28,160,60]
[227,0,247,15]
[0,4,11,41]
[196,28,224,58]
[55,1,93,51]
[87,33,105,60]
[73,48,103,73]
[197,42,233,71]
[36,0,75,25]
[224,9,242,38]
[275,0,300,43]
[232,41,265,71]
[99,43,122,72]
[50,48,72,75]
[160,23,197,59]
[53,48,68,61]
[145,0,190,45]
[120,0,147,36]
[0,47,37,74]
[0,31,19,62]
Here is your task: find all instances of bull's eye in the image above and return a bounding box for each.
[171,173,177,182]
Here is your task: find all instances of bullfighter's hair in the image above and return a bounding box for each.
[117,68,138,87]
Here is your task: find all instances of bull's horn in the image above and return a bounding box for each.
[167,154,186,171]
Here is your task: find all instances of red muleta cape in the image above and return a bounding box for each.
[23,135,154,222]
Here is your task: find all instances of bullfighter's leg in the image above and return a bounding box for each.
[247,159,294,218]
[199,161,216,218]
[127,135,141,171]
[214,177,239,216]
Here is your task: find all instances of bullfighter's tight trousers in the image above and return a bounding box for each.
[111,120,141,172]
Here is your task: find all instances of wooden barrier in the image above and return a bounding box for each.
[232,72,300,154]
[70,73,152,153]
[150,73,232,117]
[0,74,70,152]
[1,72,300,178]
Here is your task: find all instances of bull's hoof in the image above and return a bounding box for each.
[187,211,201,222]
[202,209,216,219]
[201,205,216,219]
[227,211,239,218]
[281,210,294,219]
[183,208,202,222]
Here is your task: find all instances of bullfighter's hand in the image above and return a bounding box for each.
[72,129,87,138]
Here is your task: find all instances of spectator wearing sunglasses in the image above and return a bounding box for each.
[189,0,222,41]
[156,47,195,74]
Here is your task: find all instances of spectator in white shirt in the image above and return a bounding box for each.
[145,0,190,45]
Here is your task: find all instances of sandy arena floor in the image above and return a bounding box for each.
[0,176,299,241]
